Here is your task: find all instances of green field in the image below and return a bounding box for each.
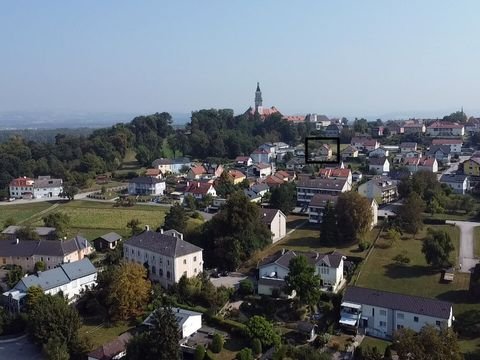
[79,319,133,349]
[360,336,391,353]
[0,201,57,226]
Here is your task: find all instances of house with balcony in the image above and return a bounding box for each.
[123,229,203,288]
[426,121,465,137]
[431,138,463,154]
[358,176,398,204]
[257,249,346,296]
[296,176,349,207]
[339,286,454,339]
[128,177,166,196]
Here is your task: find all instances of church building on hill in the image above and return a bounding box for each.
[244,82,281,119]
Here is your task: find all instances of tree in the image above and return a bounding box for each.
[443,110,467,124]
[394,325,462,360]
[353,118,368,133]
[43,336,70,360]
[34,260,46,272]
[335,192,373,243]
[238,279,254,295]
[211,333,224,353]
[320,201,338,245]
[252,338,262,355]
[126,307,180,360]
[185,194,197,210]
[422,229,454,268]
[61,185,78,201]
[126,218,142,236]
[15,224,40,240]
[7,265,24,288]
[43,212,71,238]
[397,193,425,234]
[245,315,281,348]
[163,204,187,231]
[215,171,237,198]
[28,293,82,353]
[194,345,206,360]
[386,228,400,247]
[270,182,296,215]
[284,256,321,307]
[236,348,254,360]
[25,285,45,312]
[107,262,151,320]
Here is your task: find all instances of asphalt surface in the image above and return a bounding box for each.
[446,220,480,273]
[0,336,42,360]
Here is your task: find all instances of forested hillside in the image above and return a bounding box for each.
[0,109,306,197]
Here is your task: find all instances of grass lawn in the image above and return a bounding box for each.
[360,336,391,353]
[80,180,126,193]
[214,336,250,360]
[424,211,478,222]
[79,319,133,349]
[31,200,167,240]
[0,201,57,226]
[475,227,480,259]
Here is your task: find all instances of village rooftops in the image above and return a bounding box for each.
[259,249,344,269]
[309,193,338,208]
[130,176,164,184]
[96,232,122,243]
[297,176,347,190]
[343,286,452,319]
[0,236,91,258]
[318,168,351,178]
[34,177,62,188]
[432,138,463,145]
[439,174,469,183]
[125,230,202,257]
[368,157,388,165]
[427,121,463,129]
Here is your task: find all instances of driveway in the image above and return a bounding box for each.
[446,220,480,273]
[0,336,42,360]
[210,273,248,289]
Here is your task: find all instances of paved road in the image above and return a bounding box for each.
[446,220,480,273]
[0,336,42,360]
[441,156,470,176]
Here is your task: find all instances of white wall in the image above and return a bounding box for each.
[259,263,289,279]
[270,212,287,243]
[181,314,202,338]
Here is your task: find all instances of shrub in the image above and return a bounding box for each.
[194,345,206,360]
[239,279,254,296]
[393,254,410,264]
[191,211,203,220]
[211,333,224,353]
[358,241,371,251]
[236,348,253,360]
[271,288,281,298]
[330,340,340,351]
[252,338,262,355]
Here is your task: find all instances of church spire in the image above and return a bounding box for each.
[255,82,263,112]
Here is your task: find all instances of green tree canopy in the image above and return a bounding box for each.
[335,191,373,243]
[163,204,187,232]
[320,201,338,245]
[284,255,321,307]
[43,212,71,238]
[422,229,454,268]
[397,193,425,234]
[245,316,281,348]
[270,182,296,215]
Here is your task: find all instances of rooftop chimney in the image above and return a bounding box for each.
[160,228,164,234]
[281,248,286,255]
[145,225,150,232]
[15,238,19,244]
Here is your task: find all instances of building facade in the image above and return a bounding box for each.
[128,177,166,195]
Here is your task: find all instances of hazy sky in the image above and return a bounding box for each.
[1,1,479,118]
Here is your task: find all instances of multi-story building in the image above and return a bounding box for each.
[358,176,398,204]
[123,229,203,288]
[340,286,453,339]
[426,121,465,137]
[184,181,217,200]
[9,176,63,199]
[368,157,390,174]
[431,138,463,154]
[308,194,338,224]
[3,258,97,312]
[426,145,451,165]
[152,157,191,174]
[318,168,352,190]
[404,157,438,173]
[463,157,480,176]
[296,176,349,206]
[403,123,426,134]
[128,177,166,196]
[439,174,470,195]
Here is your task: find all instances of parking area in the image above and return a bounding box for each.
[0,336,42,360]
[209,273,249,289]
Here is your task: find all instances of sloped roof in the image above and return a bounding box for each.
[88,332,133,360]
[259,249,344,269]
[432,138,463,145]
[341,145,358,153]
[318,168,351,178]
[369,157,388,166]
[309,193,338,208]
[125,231,202,257]
[440,174,468,184]
[400,142,417,148]
[130,176,164,185]
[297,176,347,190]
[190,165,206,175]
[185,182,214,195]
[343,286,452,319]
[427,121,463,129]
[228,170,246,179]
[259,208,284,225]
[60,257,97,281]
[427,145,451,155]
[98,232,122,243]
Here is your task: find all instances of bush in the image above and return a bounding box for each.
[330,340,340,351]
[252,338,262,355]
[239,279,254,296]
[211,333,224,353]
[236,348,254,360]
[194,345,206,360]
[358,241,371,251]
[393,254,410,264]
[191,211,203,220]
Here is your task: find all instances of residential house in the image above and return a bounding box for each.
[386,122,404,135]
[352,171,363,182]
[0,236,94,272]
[318,168,352,190]
[258,250,346,295]
[145,168,163,178]
[244,189,262,203]
[405,157,438,173]
[143,307,202,340]
[3,258,97,312]
[264,175,284,188]
[296,176,349,206]
[1,226,56,241]
[250,183,270,197]
[427,145,451,165]
[250,149,271,164]
[341,145,359,160]
[358,176,398,204]
[324,123,342,137]
[431,138,463,154]
[259,208,287,243]
[339,286,453,339]
[88,333,132,360]
[123,229,203,287]
[170,158,192,173]
[152,158,172,173]
[368,157,390,174]
[463,157,480,176]
[400,142,417,153]
[370,126,384,137]
[314,144,332,160]
[439,174,470,195]
[253,163,273,178]
[351,137,379,152]
[308,194,338,224]
[187,165,207,180]
[228,169,246,185]
[369,147,389,158]
[9,176,63,200]
[235,156,253,167]
[93,232,122,251]
[427,121,464,137]
[259,143,276,156]
[205,164,224,179]
[128,177,166,196]
[403,123,426,134]
[184,181,217,200]
[286,157,306,171]
[465,118,480,135]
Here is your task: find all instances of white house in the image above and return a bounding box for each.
[258,250,346,296]
[400,142,417,153]
[9,176,63,200]
[427,145,451,165]
[318,168,352,190]
[358,176,398,204]
[369,147,389,158]
[123,229,203,288]
[341,145,359,160]
[235,156,253,167]
[250,149,271,164]
[340,286,454,339]
[3,258,97,312]
[368,157,390,174]
[184,181,217,200]
[308,194,338,224]
[259,208,287,243]
[439,174,470,195]
[426,122,464,137]
[253,163,273,178]
[128,177,166,196]
[351,137,379,151]
[404,157,438,173]
[143,307,202,339]
[431,138,463,154]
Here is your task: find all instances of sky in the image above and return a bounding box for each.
[1,1,480,119]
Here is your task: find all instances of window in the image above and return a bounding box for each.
[194,256,197,262]
[379,321,386,327]
[397,325,404,330]
[436,321,441,326]
[183,271,187,277]
[131,249,134,254]
[159,269,163,277]
[194,268,197,273]
[167,260,170,266]
[380,310,386,316]
[151,266,156,275]
[2,258,5,265]
[397,313,404,319]
[167,271,171,279]
[183,259,187,265]
[372,308,375,316]
[414,316,419,322]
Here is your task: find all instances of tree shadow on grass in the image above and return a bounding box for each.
[384,263,436,279]
[223,336,249,352]
[436,289,477,305]
[287,218,309,229]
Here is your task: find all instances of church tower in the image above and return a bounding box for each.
[255,82,263,114]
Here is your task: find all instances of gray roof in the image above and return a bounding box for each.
[439,174,468,184]
[60,258,97,281]
[368,157,388,166]
[427,145,451,155]
[343,286,452,319]
[251,183,270,194]
[1,226,56,236]
[130,176,164,185]
[297,176,347,190]
[0,236,91,258]
[244,189,262,200]
[259,250,344,269]
[309,194,338,208]
[258,277,285,287]
[259,208,283,225]
[98,232,122,243]
[400,142,417,148]
[125,231,202,257]
[0,239,40,257]
[34,177,62,188]
[20,267,70,291]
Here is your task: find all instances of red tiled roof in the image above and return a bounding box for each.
[145,168,162,176]
[427,121,463,129]
[284,115,305,123]
[318,168,351,178]
[10,177,34,187]
[185,181,214,195]
[235,156,251,162]
[228,170,246,179]
[88,332,132,360]
[265,175,284,186]
[432,138,463,145]
[255,163,271,170]
[420,157,436,166]
[403,123,424,128]
[190,165,206,175]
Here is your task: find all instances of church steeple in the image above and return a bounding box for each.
[255,82,263,113]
